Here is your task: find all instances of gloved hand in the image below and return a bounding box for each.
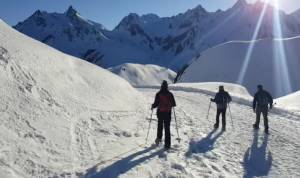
[253,108,256,113]
[210,98,214,102]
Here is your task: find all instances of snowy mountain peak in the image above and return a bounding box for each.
[192,4,207,13]
[32,9,43,17]
[140,13,160,24]
[65,5,79,18]
[185,4,208,17]
[233,0,248,9]
[18,9,47,27]
[114,13,142,31]
[126,13,140,22]
[14,1,300,71]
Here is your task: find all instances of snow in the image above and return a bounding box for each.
[170,82,252,101]
[108,63,176,86]
[1,15,300,178]
[178,37,300,98]
[118,86,300,178]
[14,3,300,71]
[276,90,300,112]
[0,19,146,177]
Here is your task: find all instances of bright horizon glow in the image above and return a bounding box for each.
[256,0,283,9]
[238,0,293,96]
[237,0,269,84]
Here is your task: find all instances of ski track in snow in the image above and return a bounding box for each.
[73,88,300,178]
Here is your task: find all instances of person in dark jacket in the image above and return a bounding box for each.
[151,80,176,149]
[253,85,273,134]
[211,86,232,131]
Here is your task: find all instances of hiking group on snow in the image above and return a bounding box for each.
[150,81,273,150]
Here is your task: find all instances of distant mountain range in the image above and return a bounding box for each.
[14,0,300,71]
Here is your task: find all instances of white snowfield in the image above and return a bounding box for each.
[275,91,300,112]
[109,63,176,86]
[178,37,300,98]
[170,82,253,101]
[0,19,146,177]
[1,19,300,178]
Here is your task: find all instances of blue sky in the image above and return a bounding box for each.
[0,0,299,30]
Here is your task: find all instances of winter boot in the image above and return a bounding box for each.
[155,138,161,146]
[265,129,269,134]
[164,145,170,151]
[253,124,259,130]
[214,123,219,129]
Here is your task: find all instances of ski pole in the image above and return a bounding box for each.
[173,108,181,143]
[228,103,234,129]
[145,110,153,145]
[206,101,212,120]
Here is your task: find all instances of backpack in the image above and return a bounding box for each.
[257,92,269,106]
[217,95,228,109]
[158,93,172,112]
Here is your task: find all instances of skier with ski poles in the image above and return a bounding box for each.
[151,80,176,150]
[210,85,232,131]
[252,85,273,134]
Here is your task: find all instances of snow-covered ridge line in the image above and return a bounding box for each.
[179,35,300,98]
[109,63,176,86]
[14,2,300,71]
[135,84,252,105]
[214,35,300,49]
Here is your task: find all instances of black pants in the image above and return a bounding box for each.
[255,106,269,130]
[216,108,226,128]
[157,112,171,148]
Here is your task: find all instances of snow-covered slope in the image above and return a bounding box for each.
[276,90,300,112]
[0,19,146,178]
[14,1,300,70]
[178,37,300,98]
[170,82,253,101]
[90,86,300,178]
[1,21,300,178]
[109,63,176,86]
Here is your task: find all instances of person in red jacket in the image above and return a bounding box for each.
[151,80,176,150]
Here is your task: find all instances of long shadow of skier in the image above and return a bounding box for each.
[83,145,161,178]
[243,130,272,178]
[185,129,224,157]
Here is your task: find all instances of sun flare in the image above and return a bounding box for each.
[261,0,280,8]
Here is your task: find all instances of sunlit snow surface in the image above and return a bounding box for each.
[1,19,300,178]
[179,36,300,98]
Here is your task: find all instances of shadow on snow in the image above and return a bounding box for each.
[185,129,224,157]
[243,130,272,178]
[83,145,161,178]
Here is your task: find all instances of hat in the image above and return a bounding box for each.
[219,85,224,90]
[161,80,168,90]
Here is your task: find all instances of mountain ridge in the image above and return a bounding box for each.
[14,2,300,70]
